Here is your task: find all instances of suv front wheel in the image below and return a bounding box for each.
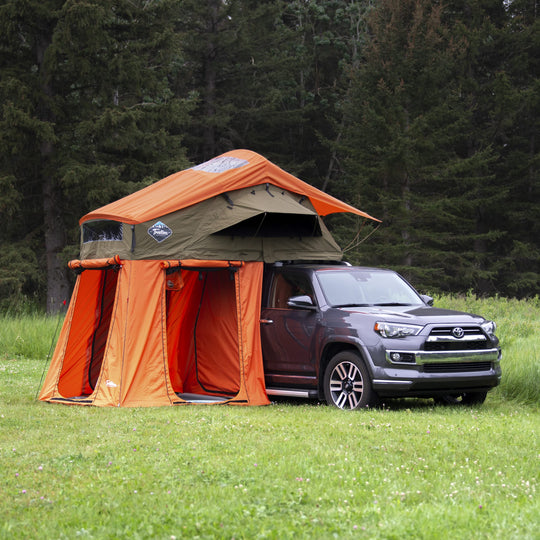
[323,351,378,410]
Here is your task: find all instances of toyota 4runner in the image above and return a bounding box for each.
[260,262,502,409]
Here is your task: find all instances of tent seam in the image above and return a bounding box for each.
[160,268,174,404]
[234,265,248,403]
[117,262,132,406]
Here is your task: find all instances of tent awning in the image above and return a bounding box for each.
[80,150,379,225]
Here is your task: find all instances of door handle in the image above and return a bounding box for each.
[260,319,274,324]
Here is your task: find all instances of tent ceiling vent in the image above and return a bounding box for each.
[191,156,248,173]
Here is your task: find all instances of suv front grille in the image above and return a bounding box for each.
[425,340,488,351]
[424,326,489,351]
[423,362,492,373]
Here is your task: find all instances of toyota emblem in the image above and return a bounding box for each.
[452,327,465,339]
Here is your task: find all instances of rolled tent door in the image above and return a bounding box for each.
[39,259,122,404]
[164,260,269,406]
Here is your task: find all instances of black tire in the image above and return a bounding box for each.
[323,351,378,410]
[434,391,488,406]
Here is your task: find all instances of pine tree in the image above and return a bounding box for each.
[173,0,375,190]
[172,0,314,169]
[491,0,540,296]
[0,0,65,311]
[0,0,194,312]
[441,0,539,295]
[339,0,518,294]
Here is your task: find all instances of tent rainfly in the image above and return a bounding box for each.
[39,149,379,407]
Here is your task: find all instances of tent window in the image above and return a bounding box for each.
[83,220,123,243]
[213,213,322,238]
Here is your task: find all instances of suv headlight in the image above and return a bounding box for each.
[481,320,497,336]
[374,322,423,338]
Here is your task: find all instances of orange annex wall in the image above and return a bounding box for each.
[39,259,270,407]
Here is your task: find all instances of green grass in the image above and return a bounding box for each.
[433,294,540,405]
[0,296,539,539]
[0,312,63,362]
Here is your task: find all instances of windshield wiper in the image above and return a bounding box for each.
[372,302,413,306]
[333,303,372,308]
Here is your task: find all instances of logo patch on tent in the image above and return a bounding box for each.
[106,380,117,388]
[191,156,248,173]
[148,221,172,243]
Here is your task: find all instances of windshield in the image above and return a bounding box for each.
[316,269,423,307]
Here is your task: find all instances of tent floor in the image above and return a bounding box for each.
[176,392,230,403]
[49,395,93,404]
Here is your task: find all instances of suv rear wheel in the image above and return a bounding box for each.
[323,351,378,410]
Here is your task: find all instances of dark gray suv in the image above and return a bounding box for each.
[260,263,502,409]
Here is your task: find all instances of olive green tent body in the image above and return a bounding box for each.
[79,149,378,262]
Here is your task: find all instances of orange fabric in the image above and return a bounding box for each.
[162,260,243,269]
[38,274,83,402]
[68,256,121,269]
[165,271,184,291]
[80,150,379,224]
[84,269,118,393]
[230,261,268,404]
[58,270,110,397]
[165,264,270,405]
[39,269,119,401]
[166,270,204,393]
[184,269,242,395]
[40,258,270,407]
[92,260,175,406]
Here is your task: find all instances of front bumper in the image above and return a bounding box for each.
[368,347,502,397]
[387,346,501,365]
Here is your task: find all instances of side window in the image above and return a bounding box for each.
[269,273,315,309]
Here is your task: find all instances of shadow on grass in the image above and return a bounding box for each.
[269,395,438,411]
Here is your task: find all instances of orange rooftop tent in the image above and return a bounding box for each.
[39,150,378,407]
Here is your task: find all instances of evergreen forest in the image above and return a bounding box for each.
[0,0,538,314]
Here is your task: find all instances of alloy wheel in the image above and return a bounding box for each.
[328,360,364,409]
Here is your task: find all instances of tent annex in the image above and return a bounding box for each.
[39,150,378,407]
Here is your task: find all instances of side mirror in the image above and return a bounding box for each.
[421,294,434,306]
[287,295,316,310]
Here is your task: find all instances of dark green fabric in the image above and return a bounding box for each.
[80,184,343,262]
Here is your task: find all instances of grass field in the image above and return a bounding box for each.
[0,296,539,539]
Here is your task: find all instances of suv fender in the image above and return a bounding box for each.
[319,338,376,399]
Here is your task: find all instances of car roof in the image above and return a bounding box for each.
[271,262,393,273]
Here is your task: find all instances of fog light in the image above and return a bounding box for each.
[389,352,416,363]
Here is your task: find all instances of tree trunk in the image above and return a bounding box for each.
[42,148,70,314]
[401,174,413,267]
[36,33,70,314]
[474,207,490,295]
